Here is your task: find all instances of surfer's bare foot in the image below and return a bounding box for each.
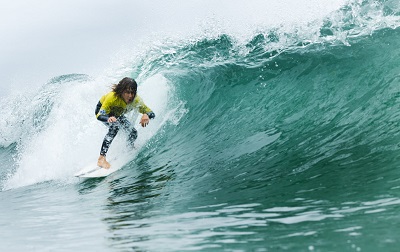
[97,155,111,169]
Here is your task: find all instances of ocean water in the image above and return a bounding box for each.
[1,0,400,251]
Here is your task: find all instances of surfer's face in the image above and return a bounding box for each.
[122,89,135,104]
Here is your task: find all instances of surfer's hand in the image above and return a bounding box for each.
[140,114,150,127]
[108,116,117,123]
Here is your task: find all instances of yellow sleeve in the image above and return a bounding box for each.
[131,95,152,114]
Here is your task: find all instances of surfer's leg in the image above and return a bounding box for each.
[118,116,137,148]
[98,123,119,168]
[127,127,138,148]
[100,123,120,156]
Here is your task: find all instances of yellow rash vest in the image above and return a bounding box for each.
[95,92,154,122]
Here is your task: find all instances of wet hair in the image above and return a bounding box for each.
[112,77,137,98]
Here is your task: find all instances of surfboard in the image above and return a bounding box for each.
[75,143,138,178]
[74,157,120,178]
[74,164,116,178]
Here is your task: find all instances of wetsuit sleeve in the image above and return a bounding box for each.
[95,101,109,122]
[97,113,109,122]
[147,111,155,119]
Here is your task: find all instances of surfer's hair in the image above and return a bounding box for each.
[112,77,137,98]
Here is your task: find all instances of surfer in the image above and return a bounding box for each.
[95,77,155,168]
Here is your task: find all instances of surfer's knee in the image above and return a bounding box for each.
[127,127,137,148]
[129,127,137,140]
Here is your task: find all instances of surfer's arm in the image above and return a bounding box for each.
[133,95,156,119]
[146,111,155,119]
[96,95,116,122]
[96,105,112,122]
[95,101,109,122]
[97,110,117,123]
[97,114,109,122]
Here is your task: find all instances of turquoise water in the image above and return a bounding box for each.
[1,1,400,251]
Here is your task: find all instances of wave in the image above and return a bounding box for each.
[1,0,399,190]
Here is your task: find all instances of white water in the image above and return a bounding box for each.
[3,74,177,190]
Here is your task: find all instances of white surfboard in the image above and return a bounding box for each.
[74,157,121,178]
[74,164,115,178]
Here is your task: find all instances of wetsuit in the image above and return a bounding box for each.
[95,91,155,156]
